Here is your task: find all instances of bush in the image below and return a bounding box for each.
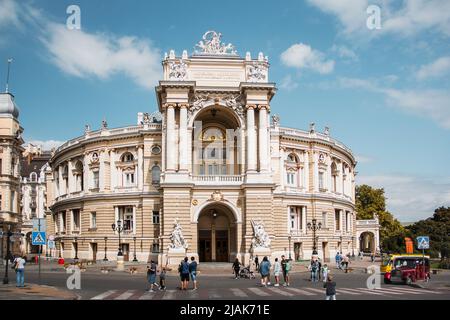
[438,258,450,269]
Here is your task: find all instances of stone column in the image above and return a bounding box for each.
[338,162,344,194]
[110,150,117,191]
[67,160,75,194]
[59,165,64,195]
[83,155,89,191]
[166,104,176,172]
[313,152,319,192]
[179,103,189,172]
[304,151,309,191]
[137,146,144,189]
[301,206,307,233]
[258,105,269,172]
[99,151,105,191]
[246,105,257,172]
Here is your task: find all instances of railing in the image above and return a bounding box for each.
[192,175,244,183]
[356,220,378,225]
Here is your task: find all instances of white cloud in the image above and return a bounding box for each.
[281,43,335,74]
[0,0,21,29]
[416,56,450,80]
[39,23,162,90]
[27,140,64,151]
[355,155,373,163]
[357,174,450,222]
[331,44,359,61]
[279,75,299,91]
[307,0,450,38]
[337,77,450,129]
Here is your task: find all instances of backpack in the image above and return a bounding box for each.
[181,262,189,274]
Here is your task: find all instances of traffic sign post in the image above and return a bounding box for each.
[32,218,47,285]
[417,236,430,279]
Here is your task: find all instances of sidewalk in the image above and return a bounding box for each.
[0,283,80,300]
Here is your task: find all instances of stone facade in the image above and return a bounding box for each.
[46,32,366,265]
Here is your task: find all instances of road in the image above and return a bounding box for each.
[21,267,450,300]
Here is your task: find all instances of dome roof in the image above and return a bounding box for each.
[0,93,20,118]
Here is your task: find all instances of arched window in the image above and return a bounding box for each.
[286,153,300,187]
[122,152,134,163]
[30,172,38,182]
[74,161,84,192]
[152,165,161,186]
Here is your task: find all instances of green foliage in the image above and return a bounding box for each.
[356,185,406,252]
[407,207,450,259]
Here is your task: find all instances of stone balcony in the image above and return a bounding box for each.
[191,175,244,185]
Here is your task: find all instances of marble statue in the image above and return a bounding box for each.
[169,218,188,250]
[250,219,271,249]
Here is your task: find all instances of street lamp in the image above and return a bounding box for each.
[111,220,123,256]
[2,229,12,284]
[132,236,138,262]
[352,236,355,257]
[74,237,79,261]
[103,237,108,261]
[340,236,343,253]
[307,219,322,255]
[288,234,292,261]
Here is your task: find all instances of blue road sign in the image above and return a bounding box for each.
[32,231,46,246]
[417,236,430,250]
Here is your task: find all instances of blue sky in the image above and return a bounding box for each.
[0,0,449,222]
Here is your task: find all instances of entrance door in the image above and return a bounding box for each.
[294,242,302,261]
[215,230,228,262]
[199,230,212,262]
[121,244,130,262]
[91,243,97,262]
[322,242,329,262]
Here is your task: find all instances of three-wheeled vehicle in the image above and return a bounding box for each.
[384,255,431,285]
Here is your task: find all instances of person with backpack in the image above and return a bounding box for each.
[146,260,158,292]
[323,274,337,300]
[179,257,190,290]
[259,256,271,287]
[189,257,198,290]
[13,255,26,288]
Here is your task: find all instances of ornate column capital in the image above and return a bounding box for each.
[258,104,270,111]
[164,103,177,109]
[178,103,189,109]
[246,104,257,110]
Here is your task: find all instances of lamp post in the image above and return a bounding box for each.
[352,236,355,258]
[103,237,108,261]
[340,236,343,253]
[2,229,12,284]
[307,219,322,255]
[111,220,123,256]
[132,236,138,262]
[288,234,292,261]
[74,236,78,261]
[58,237,62,259]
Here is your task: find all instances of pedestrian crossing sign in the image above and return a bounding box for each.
[417,236,429,250]
[32,231,46,245]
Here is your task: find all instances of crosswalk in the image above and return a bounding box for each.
[90,285,445,300]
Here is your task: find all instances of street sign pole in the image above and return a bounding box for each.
[38,219,41,285]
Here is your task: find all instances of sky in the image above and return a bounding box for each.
[0,0,449,222]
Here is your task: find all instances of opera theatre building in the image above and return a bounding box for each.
[46,32,377,266]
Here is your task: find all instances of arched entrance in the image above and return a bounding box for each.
[359,232,375,254]
[197,203,238,263]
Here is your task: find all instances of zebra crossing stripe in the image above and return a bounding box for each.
[209,289,222,299]
[303,287,339,295]
[379,287,423,295]
[354,288,385,295]
[115,290,136,300]
[162,290,177,300]
[335,288,361,295]
[266,287,295,297]
[91,290,117,300]
[248,287,271,296]
[393,287,442,295]
[230,288,248,297]
[284,287,317,296]
[371,288,404,295]
[138,292,157,300]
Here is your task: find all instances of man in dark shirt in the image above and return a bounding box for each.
[189,256,198,290]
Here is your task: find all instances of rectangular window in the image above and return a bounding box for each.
[322,212,327,228]
[125,173,135,186]
[93,171,99,189]
[62,212,67,232]
[289,206,302,230]
[335,210,340,231]
[120,206,134,232]
[319,172,324,190]
[152,211,160,224]
[72,209,80,231]
[91,212,97,229]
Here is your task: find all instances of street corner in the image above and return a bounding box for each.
[0,283,80,300]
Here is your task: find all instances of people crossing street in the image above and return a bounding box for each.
[323,275,337,300]
[259,256,271,287]
[13,255,26,288]
[281,255,291,286]
[254,256,259,271]
[189,257,198,290]
[159,267,167,291]
[179,258,190,290]
[309,258,319,282]
[321,264,329,283]
[232,258,241,279]
[335,252,342,269]
[273,258,281,287]
[146,260,158,292]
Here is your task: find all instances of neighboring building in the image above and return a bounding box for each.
[0,92,24,260]
[20,144,52,256]
[46,32,375,265]
[356,215,381,254]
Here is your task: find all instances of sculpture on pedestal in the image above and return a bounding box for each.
[169,218,188,250]
[250,219,271,249]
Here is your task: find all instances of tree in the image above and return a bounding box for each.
[407,207,450,259]
[356,185,406,252]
